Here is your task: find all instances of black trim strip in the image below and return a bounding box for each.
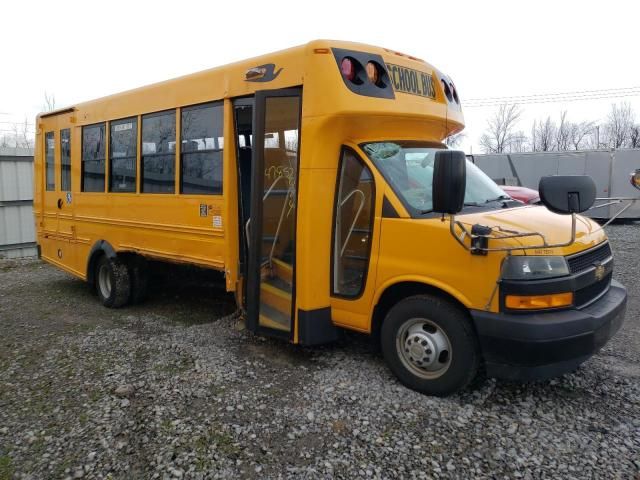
[298,307,341,345]
[382,196,399,218]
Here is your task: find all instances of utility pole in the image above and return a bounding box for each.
[596,125,600,148]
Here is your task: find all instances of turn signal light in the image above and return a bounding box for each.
[505,292,573,310]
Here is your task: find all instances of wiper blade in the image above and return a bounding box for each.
[418,209,433,215]
[484,195,512,203]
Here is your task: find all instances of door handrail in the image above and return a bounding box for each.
[245,175,295,270]
[339,189,366,257]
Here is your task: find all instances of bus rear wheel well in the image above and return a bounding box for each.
[86,240,118,286]
[371,282,470,342]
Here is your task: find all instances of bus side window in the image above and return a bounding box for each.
[141,110,176,194]
[45,131,55,191]
[82,123,106,192]
[333,149,375,297]
[180,102,223,194]
[60,129,71,191]
[109,117,137,193]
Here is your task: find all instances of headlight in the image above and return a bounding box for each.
[502,255,570,280]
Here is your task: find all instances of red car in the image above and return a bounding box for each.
[501,185,540,205]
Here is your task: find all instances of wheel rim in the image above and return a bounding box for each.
[98,264,112,299]
[396,318,452,380]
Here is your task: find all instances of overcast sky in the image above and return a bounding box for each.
[1,0,638,152]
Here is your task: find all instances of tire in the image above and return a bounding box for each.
[380,294,480,396]
[95,255,131,308]
[129,257,149,305]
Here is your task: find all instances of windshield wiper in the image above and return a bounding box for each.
[418,208,433,215]
[463,202,483,207]
[483,195,512,204]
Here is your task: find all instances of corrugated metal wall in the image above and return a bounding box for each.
[472,149,640,219]
[0,147,36,258]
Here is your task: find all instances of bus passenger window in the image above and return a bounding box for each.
[60,129,71,191]
[109,117,137,193]
[333,149,375,297]
[45,132,55,191]
[141,110,176,193]
[180,103,223,194]
[82,123,106,192]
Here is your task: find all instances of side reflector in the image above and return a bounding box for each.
[314,48,330,54]
[505,292,573,310]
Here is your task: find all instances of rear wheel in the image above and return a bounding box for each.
[381,294,480,396]
[95,255,131,308]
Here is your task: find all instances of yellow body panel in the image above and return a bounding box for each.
[33,39,608,342]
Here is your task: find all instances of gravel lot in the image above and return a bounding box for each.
[1,224,639,480]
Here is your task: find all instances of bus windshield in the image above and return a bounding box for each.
[362,141,508,213]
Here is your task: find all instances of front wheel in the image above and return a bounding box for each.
[381,295,480,396]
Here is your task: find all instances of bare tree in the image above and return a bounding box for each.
[510,130,528,152]
[556,111,571,151]
[568,120,595,150]
[631,126,640,148]
[43,91,56,112]
[445,132,466,148]
[604,102,635,148]
[532,116,556,151]
[479,104,523,153]
[18,117,33,148]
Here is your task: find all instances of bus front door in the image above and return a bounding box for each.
[245,88,302,339]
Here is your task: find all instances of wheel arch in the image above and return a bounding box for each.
[371,278,472,341]
[86,240,117,286]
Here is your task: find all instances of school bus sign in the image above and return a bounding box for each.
[386,63,436,98]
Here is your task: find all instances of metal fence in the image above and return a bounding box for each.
[0,147,36,258]
[471,149,640,219]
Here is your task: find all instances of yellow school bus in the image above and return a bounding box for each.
[34,40,628,395]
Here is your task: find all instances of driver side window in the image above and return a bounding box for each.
[333,149,375,297]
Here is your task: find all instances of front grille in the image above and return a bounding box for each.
[567,242,612,274]
[575,273,612,307]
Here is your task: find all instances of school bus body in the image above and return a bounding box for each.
[34,40,625,395]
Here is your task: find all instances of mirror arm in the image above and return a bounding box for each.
[449,213,578,253]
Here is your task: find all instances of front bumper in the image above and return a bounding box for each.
[470,280,627,380]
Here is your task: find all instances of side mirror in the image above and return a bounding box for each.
[433,150,466,214]
[631,169,640,191]
[539,175,596,214]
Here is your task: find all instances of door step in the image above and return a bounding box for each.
[271,258,293,284]
[260,282,291,315]
[259,302,290,331]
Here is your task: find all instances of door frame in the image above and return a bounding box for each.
[246,87,303,339]
[232,96,255,290]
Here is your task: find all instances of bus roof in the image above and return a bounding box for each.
[37,39,464,138]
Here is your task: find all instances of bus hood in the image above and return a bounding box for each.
[456,205,607,255]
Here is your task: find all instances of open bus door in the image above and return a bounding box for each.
[245,88,302,339]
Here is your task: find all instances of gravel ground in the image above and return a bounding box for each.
[1,224,639,480]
